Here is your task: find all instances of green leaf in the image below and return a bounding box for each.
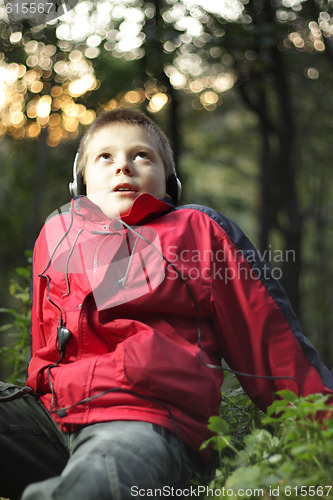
[207,416,230,435]
[15,267,31,279]
[266,454,282,463]
[275,390,298,403]
[225,464,262,490]
[0,308,18,315]
[290,445,311,457]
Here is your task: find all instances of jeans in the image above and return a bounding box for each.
[0,382,198,500]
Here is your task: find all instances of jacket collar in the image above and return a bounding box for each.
[71,193,174,226]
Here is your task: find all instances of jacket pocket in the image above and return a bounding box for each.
[121,329,221,419]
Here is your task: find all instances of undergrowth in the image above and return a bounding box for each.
[0,251,31,385]
[201,377,333,499]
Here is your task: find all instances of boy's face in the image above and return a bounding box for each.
[84,123,166,218]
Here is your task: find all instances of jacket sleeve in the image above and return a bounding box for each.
[206,209,333,411]
[28,212,76,394]
[27,229,54,392]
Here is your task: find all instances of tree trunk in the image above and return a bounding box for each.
[142,0,180,171]
[236,0,303,313]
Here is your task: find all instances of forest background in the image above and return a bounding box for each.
[1,0,333,379]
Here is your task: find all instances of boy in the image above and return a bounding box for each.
[0,108,332,500]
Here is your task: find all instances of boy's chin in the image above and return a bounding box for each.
[87,193,136,219]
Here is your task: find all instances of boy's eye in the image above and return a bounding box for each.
[134,152,152,161]
[96,153,112,162]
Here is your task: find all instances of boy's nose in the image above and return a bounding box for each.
[114,162,133,176]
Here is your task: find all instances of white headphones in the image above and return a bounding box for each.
[69,154,182,204]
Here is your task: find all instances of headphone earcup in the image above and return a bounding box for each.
[76,173,86,196]
[166,174,182,205]
[69,154,86,197]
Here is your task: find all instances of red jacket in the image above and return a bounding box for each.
[27,194,333,458]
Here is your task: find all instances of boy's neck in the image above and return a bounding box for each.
[73,193,173,226]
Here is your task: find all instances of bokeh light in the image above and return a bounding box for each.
[1,0,330,140]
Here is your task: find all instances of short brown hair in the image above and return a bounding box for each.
[77,108,176,180]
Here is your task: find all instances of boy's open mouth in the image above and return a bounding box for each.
[113,184,137,192]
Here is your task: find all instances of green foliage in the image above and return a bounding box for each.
[0,251,32,385]
[201,381,333,499]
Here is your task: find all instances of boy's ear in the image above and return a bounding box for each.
[166,174,182,205]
